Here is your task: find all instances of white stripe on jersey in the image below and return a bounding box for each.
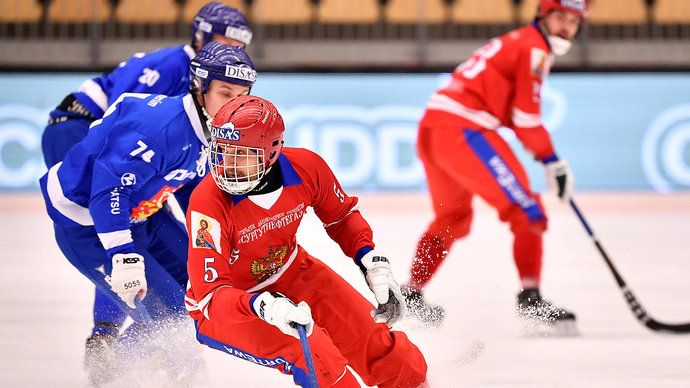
[185,285,233,321]
[78,79,109,113]
[46,162,94,226]
[97,229,134,250]
[426,93,501,130]
[183,44,196,60]
[512,107,542,128]
[322,204,360,228]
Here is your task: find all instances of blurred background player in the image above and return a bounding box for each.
[185,96,429,388]
[39,42,255,385]
[402,0,587,329]
[38,1,252,380]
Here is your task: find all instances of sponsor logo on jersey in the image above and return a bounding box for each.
[191,211,222,253]
[164,168,197,181]
[211,122,241,141]
[120,173,136,186]
[250,244,288,282]
[110,188,121,215]
[130,185,180,219]
[237,203,307,244]
[225,65,256,83]
[561,0,587,12]
[146,94,166,107]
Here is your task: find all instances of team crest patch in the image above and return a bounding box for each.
[191,211,222,254]
[530,48,552,79]
[250,245,288,282]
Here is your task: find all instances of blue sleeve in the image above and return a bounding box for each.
[87,111,165,256]
[94,49,190,105]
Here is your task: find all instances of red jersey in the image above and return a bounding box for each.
[428,23,557,160]
[185,147,374,323]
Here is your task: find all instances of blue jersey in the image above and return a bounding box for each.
[40,93,208,257]
[68,45,195,120]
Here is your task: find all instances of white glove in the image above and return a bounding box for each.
[252,292,314,339]
[544,158,574,201]
[360,250,406,327]
[107,253,147,309]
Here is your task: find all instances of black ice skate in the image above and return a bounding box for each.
[84,331,117,386]
[517,288,577,335]
[401,286,445,325]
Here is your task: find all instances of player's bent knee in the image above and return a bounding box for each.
[365,331,428,388]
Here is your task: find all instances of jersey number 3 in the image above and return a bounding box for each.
[456,38,502,79]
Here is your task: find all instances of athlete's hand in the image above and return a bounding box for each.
[252,292,314,339]
[544,158,574,201]
[107,253,147,309]
[360,250,406,327]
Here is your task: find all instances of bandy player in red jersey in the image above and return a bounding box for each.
[185,96,428,388]
[402,0,588,329]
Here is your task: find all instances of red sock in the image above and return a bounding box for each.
[408,232,449,291]
[513,228,542,289]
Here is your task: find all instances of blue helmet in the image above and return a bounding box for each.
[190,41,256,93]
[191,2,252,47]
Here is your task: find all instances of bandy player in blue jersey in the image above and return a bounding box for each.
[38,2,252,379]
[39,42,255,384]
[185,96,429,388]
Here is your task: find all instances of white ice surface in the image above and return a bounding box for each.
[1,192,690,387]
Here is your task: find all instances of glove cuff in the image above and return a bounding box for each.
[112,253,144,268]
[360,250,391,274]
[354,246,374,273]
[541,154,559,164]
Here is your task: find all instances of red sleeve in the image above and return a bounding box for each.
[303,151,375,258]
[511,41,556,161]
[185,177,257,324]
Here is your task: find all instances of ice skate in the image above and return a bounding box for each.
[402,286,445,325]
[517,288,578,336]
[84,332,117,386]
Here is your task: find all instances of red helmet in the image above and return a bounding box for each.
[208,96,285,194]
[539,0,589,19]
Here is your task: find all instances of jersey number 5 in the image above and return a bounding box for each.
[455,38,502,79]
[204,257,219,282]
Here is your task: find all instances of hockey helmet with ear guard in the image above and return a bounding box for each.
[192,2,252,47]
[539,0,589,19]
[190,42,256,94]
[208,96,285,195]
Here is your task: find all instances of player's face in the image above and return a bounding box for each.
[211,35,246,49]
[543,10,581,40]
[205,81,251,118]
[219,144,264,179]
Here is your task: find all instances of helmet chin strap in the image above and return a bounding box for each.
[547,35,572,56]
[192,91,213,140]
